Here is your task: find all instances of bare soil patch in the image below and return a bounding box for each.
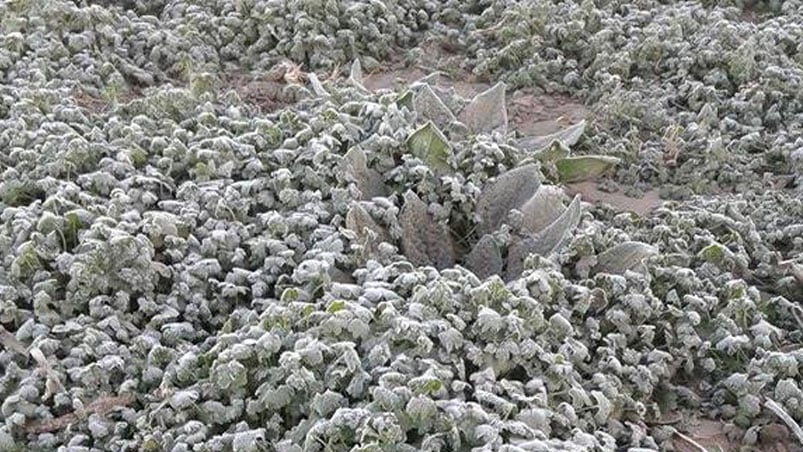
[363,66,588,139]
[566,181,663,217]
[509,90,588,137]
[72,87,142,113]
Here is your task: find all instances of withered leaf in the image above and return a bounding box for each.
[344,147,387,199]
[345,203,391,251]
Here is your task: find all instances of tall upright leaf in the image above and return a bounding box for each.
[506,194,582,280]
[519,185,568,235]
[406,122,452,173]
[345,203,390,256]
[475,164,541,235]
[399,191,456,269]
[458,82,508,135]
[465,234,503,280]
[413,84,456,129]
[344,147,386,199]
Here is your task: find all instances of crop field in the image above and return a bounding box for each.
[1,0,803,450]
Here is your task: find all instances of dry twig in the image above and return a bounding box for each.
[672,428,710,452]
[24,394,136,434]
[765,398,803,447]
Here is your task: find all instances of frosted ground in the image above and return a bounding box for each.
[1,0,803,450]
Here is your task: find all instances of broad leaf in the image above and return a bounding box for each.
[506,194,582,280]
[406,121,452,173]
[555,155,621,183]
[518,120,587,152]
[698,241,737,271]
[476,164,541,235]
[413,84,456,128]
[344,147,368,172]
[399,191,456,269]
[344,147,386,199]
[396,91,414,110]
[519,185,568,235]
[458,82,508,135]
[593,241,658,275]
[531,194,582,255]
[345,203,390,252]
[531,140,571,162]
[465,234,503,280]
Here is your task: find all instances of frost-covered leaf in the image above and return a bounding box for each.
[531,140,571,162]
[413,84,455,128]
[506,195,582,279]
[476,164,541,234]
[307,72,329,98]
[344,147,386,199]
[345,146,368,172]
[590,391,613,425]
[519,185,568,235]
[345,204,390,251]
[698,241,736,269]
[458,82,508,135]
[593,241,658,275]
[532,194,582,254]
[555,155,621,183]
[349,58,364,86]
[406,396,437,433]
[396,91,414,110]
[399,191,455,269]
[406,121,452,173]
[464,234,503,280]
[519,120,587,152]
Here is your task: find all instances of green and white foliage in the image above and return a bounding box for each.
[1,0,803,451]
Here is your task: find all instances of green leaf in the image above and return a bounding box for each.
[555,155,620,183]
[421,379,442,394]
[280,287,299,303]
[396,91,414,110]
[327,300,347,313]
[698,242,736,270]
[532,140,571,162]
[406,121,452,173]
